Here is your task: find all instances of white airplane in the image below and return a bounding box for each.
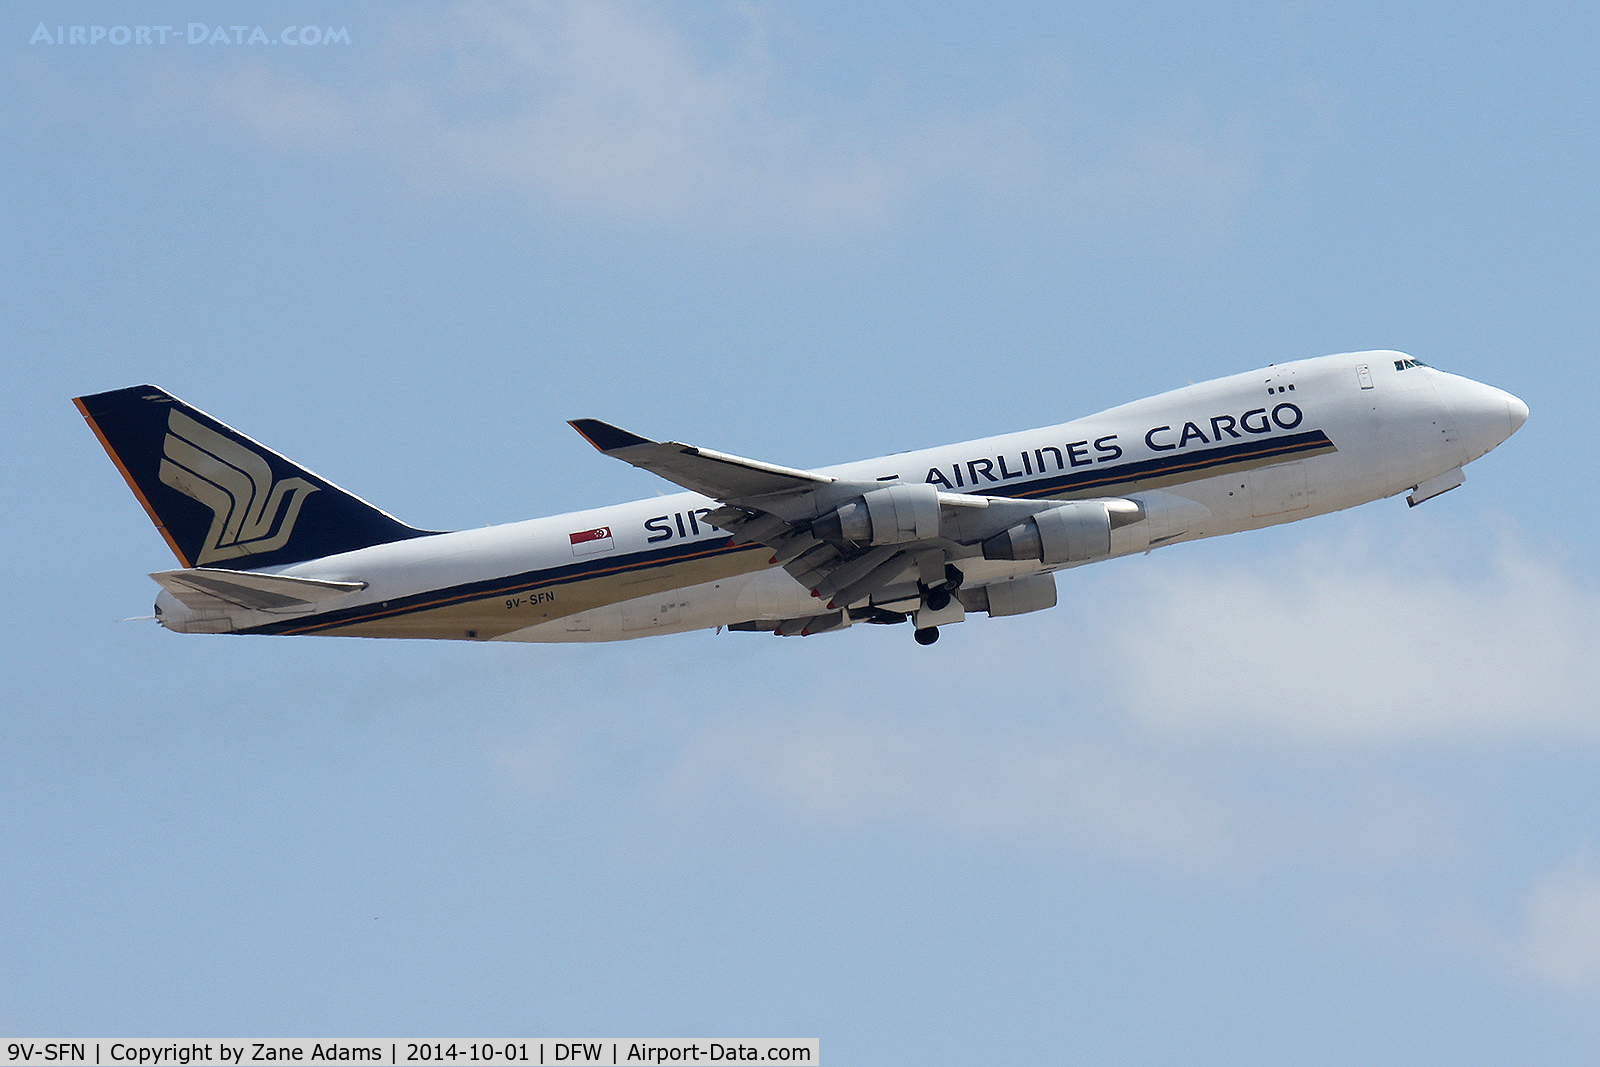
[75,350,1526,646]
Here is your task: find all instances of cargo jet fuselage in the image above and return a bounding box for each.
[75,351,1526,646]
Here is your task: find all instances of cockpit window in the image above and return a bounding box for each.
[1393,358,1429,371]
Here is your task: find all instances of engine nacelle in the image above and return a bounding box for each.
[980,499,1141,564]
[958,572,1059,617]
[812,483,941,545]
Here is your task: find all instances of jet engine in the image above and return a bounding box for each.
[812,483,941,545]
[980,499,1142,564]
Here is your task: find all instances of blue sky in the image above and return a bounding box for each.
[3,1,1597,1062]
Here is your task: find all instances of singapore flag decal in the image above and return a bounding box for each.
[569,526,614,557]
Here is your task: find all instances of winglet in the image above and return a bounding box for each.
[569,419,653,453]
[566,419,831,501]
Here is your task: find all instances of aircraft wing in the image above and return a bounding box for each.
[568,419,833,500]
[569,419,1066,614]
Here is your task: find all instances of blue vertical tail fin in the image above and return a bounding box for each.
[74,385,438,569]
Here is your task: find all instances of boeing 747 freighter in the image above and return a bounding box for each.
[75,351,1526,645]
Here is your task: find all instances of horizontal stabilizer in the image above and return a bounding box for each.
[569,419,832,501]
[151,568,367,614]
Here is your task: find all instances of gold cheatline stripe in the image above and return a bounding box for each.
[272,432,1332,634]
[273,538,757,635]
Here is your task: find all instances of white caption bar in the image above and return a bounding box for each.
[0,1043,818,1067]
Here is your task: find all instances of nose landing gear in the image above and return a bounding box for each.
[914,626,940,645]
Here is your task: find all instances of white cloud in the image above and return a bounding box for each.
[190,0,1256,231]
[672,713,1236,862]
[1089,526,1600,743]
[207,0,905,227]
[1518,852,1600,991]
[665,709,1456,872]
[1461,849,1600,994]
[478,518,1595,872]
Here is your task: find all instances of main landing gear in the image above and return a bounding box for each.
[917,563,963,614]
[912,563,962,646]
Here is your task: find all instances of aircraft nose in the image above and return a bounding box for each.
[1440,375,1525,458]
[1506,392,1529,435]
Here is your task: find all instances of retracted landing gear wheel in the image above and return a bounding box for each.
[924,587,951,612]
[914,626,940,645]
